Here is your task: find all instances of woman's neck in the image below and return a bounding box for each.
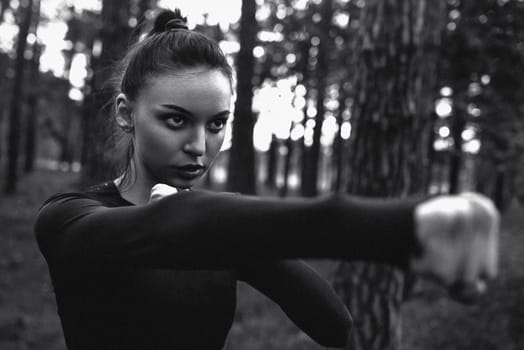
[114,166,155,206]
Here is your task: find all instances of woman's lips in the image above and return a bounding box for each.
[170,164,205,179]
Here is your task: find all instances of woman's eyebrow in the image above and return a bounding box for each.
[213,111,231,118]
[160,104,231,118]
[160,104,193,115]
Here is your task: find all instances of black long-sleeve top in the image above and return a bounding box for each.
[34,181,421,349]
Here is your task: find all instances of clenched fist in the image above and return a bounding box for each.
[411,192,500,303]
[149,183,179,202]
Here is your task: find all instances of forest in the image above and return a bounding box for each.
[1,0,524,349]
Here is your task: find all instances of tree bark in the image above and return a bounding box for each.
[4,0,33,193]
[448,109,466,194]
[23,43,40,173]
[298,37,313,196]
[133,0,156,37]
[279,135,295,197]
[333,1,446,349]
[81,0,132,188]
[265,135,278,188]
[23,0,41,173]
[333,82,350,192]
[0,0,9,23]
[136,0,155,20]
[300,0,333,197]
[227,0,257,194]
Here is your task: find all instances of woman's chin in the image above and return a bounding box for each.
[159,168,208,189]
[160,177,197,190]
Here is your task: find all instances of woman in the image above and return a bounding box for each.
[35,8,499,350]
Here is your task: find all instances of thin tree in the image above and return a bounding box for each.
[332,1,446,349]
[0,0,9,23]
[136,0,156,24]
[448,103,466,194]
[265,135,278,189]
[23,0,41,173]
[300,0,333,197]
[4,0,34,193]
[131,0,157,39]
[279,124,295,197]
[227,0,257,194]
[332,81,350,191]
[23,41,41,173]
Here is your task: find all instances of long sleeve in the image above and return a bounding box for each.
[35,190,422,270]
[238,259,352,347]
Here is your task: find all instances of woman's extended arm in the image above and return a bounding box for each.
[35,190,420,269]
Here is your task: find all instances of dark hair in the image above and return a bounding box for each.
[112,8,234,187]
[117,8,233,100]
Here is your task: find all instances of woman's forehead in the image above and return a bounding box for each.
[139,69,232,110]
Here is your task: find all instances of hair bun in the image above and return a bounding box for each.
[165,18,188,31]
[150,9,188,35]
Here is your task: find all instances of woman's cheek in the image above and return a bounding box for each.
[208,135,225,157]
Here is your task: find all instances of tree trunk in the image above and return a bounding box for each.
[424,112,438,193]
[333,82,350,192]
[23,52,39,173]
[133,0,156,38]
[4,0,33,194]
[59,103,75,166]
[23,1,41,173]
[226,0,257,194]
[295,37,313,196]
[333,1,446,349]
[81,0,132,188]
[493,167,505,211]
[265,135,278,188]
[300,0,333,197]
[448,110,466,194]
[299,43,314,196]
[0,110,4,163]
[136,0,155,20]
[279,137,295,197]
[43,116,73,166]
[0,0,9,23]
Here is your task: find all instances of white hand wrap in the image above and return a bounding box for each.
[149,183,179,203]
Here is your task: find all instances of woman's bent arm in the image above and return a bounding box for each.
[238,259,352,347]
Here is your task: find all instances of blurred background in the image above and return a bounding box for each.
[1,0,524,349]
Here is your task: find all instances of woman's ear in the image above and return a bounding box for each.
[115,93,134,133]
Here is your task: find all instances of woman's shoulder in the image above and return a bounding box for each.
[83,181,133,207]
[41,181,131,210]
[35,181,131,239]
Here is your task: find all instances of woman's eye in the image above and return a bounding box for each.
[208,119,227,132]
[164,115,185,128]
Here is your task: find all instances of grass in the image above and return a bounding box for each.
[0,169,76,350]
[1,169,523,349]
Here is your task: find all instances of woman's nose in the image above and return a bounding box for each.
[183,127,206,156]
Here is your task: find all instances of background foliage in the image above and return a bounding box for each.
[1,0,523,349]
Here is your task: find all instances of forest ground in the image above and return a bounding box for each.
[0,169,523,350]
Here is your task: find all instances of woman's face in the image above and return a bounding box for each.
[128,68,232,189]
